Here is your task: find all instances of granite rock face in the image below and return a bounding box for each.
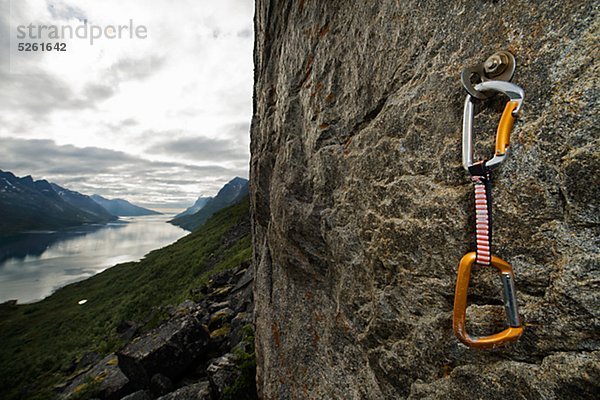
[250,1,599,399]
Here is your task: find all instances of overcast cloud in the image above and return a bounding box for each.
[0,137,246,208]
[0,0,253,210]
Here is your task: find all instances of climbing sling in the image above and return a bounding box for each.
[452,53,525,348]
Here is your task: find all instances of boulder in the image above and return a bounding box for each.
[149,373,173,397]
[76,352,102,371]
[251,0,600,398]
[232,264,254,293]
[61,354,133,400]
[210,285,234,300]
[207,353,240,398]
[209,300,231,313]
[120,390,152,400]
[118,314,210,384]
[116,320,140,342]
[230,312,253,347]
[155,381,211,400]
[208,307,235,330]
[175,299,198,315]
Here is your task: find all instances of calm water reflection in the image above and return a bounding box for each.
[0,215,187,303]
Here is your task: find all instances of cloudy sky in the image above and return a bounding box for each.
[0,0,253,210]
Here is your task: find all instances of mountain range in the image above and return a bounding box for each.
[0,170,159,236]
[170,177,249,231]
[0,170,116,236]
[50,183,116,220]
[90,194,161,217]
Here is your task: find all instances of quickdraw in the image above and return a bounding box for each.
[452,53,525,349]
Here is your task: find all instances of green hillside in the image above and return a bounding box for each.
[0,197,251,400]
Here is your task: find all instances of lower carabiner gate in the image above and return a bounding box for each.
[453,252,524,348]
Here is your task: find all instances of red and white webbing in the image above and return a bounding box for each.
[472,177,492,265]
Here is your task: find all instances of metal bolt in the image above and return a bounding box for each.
[484,52,510,77]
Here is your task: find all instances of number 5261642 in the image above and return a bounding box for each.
[17,42,66,51]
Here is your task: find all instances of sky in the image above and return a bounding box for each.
[0,0,253,210]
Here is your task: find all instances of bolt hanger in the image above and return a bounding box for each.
[460,51,516,99]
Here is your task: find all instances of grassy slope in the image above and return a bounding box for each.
[169,197,231,231]
[0,197,251,400]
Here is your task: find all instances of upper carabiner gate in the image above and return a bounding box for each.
[462,81,525,171]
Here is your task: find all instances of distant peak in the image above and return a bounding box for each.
[195,196,213,203]
[0,170,16,178]
[228,176,249,184]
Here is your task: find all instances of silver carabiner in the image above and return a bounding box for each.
[463,81,525,171]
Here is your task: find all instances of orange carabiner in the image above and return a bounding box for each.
[462,80,524,171]
[453,252,523,348]
[495,100,518,157]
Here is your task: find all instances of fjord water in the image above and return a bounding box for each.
[0,214,187,303]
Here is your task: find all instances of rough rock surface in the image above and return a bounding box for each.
[208,353,242,397]
[149,373,173,397]
[61,354,132,400]
[250,1,599,399]
[117,314,210,383]
[120,390,152,400]
[155,381,211,400]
